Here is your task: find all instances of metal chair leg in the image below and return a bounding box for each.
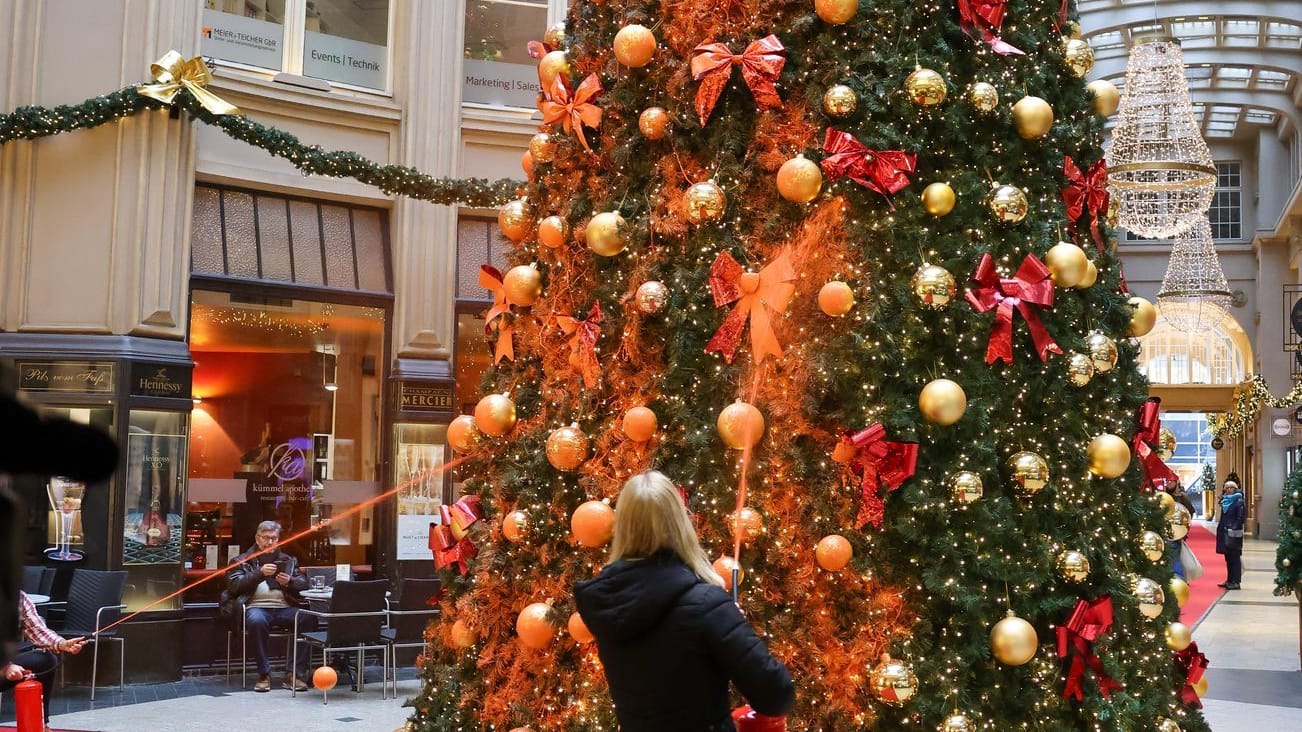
[118,637,125,691]
[90,636,99,702]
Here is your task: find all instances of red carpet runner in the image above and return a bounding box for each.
[1183,522,1226,627]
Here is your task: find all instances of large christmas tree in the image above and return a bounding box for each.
[409,1,1210,730]
[1276,468,1302,597]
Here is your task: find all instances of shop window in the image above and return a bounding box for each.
[185,289,387,601]
[1209,161,1242,241]
[202,0,391,91]
[463,0,548,108]
[122,410,189,611]
[455,216,512,299]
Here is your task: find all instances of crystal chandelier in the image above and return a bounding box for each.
[1106,35,1216,239]
[1156,217,1233,333]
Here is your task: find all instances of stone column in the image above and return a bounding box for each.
[1254,236,1292,539]
[1258,127,1292,234]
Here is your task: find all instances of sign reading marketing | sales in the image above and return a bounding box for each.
[303,31,386,89]
[18,361,115,394]
[463,59,543,109]
[200,9,283,70]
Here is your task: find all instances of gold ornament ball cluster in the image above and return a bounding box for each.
[948,471,984,504]
[545,424,589,472]
[868,656,918,706]
[638,107,670,140]
[989,184,1029,223]
[822,84,858,118]
[776,155,824,204]
[1087,433,1131,479]
[1056,549,1091,583]
[1078,260,1099,289]
[684,181,727,225]
[1066,352,1095,387]
[1139,530,1166,562]
[474,393,517,436]
[1063,39,1095,78]
[1086,79,1120,117]
[1012,96,1054,139]
[1045,242,1088,288]
[612,24,656,67]
[1131,576,1166,619]
[1128,296,1158,337]
[990,611,1038,665]
[1169,503,1192,541]
[586,211,629,256]
[905,67,947,106]
[717,400,765,450]
[921,182,956,216]
[919,378,967,425]
[1170,576,1191,607]
[1085,331,1119,373]
[967,82,999,113]
[1008,451,1050,496]
[503,264,543,307]
[528,132,556,163]
[498,198,532,242]
[538,50,570,91]
[911,264,958,310]
[1157,491,1176,516]
[447,414,481,453]
[635,280,670,315]
[1166,621,1193,651]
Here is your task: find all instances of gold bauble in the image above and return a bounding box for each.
[734,507,764,543]
[1139,530,1166,562]
[1131,576,1166,619]
[450,619,478,649]
[1056,549,1091,583]
[1128,296,1157,337]
[940,713,976,732]
[635,280,670,315]
[542,21,566,49]
[818,281,855,317]
[1156,718,1182,732]
[1157,427,1177,461]
[502,510,529,543]
[911,264,958,310]
[638,106,670,140]
[1157,491,1176,516]
[1063,39,1095,78]
[990,611,1039,666]
[1087,433,1131,479]
[1077,259,1098,289]
[1165,621,1193,651]
[684,181,727,224]
[613,24,656,68]
[868,655,917,706]
[989,184,1029,223]
[822,84,858,118]
[1066,352,1095,387]
[1193,676,1208,698]
[1012,96,1054,139]
[586,212,629,256]
[537,215,569,249]
[503,264,543,306]
[921,182,957,216]
[1008,451,1050,496]
[538,50,570,90]
[1170,576,1191,607]
[918,378,967,426]
[474,393,517,436]
[967,82,999,113]
[1085,331,1119,373]
[498,198,532,242]
[949,471,984,504]
[1045,242,1088,288]
[717,400,765,450]
[905,67,947,106]
[528,132,557,164]
[777,155,824,204]
[1086,79,1120,117]
[545,424,589,471]
[447,414,482,453]
[814,0,858,25]
[1283,557,1293,567]
[1168,503,1192,541]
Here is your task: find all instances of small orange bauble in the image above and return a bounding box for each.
[521,150,534,179]
[516,603,556,649]
[312,665,338,690]
[546,424,590,471]
[815,0,857,24]
[447,414,481,453]
[568,612,594,643]
[474,393,517,436]
[815,534,853,571]
[502,510,528,543]
[498,199,531,242]
[571,500,615,548]
[776,155,824,204]
[622,406,658,442]
[450,619,477,649]
[503,264,543,306]
[713,556,743,591]
[717,400,765,450]
[818,281,855,316]
[537,216,569,249]
[613,24,656,67]
[638,107,670,140]
[528,132,556,163]
[734,507,764,543]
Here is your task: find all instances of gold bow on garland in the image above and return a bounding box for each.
[1209,375,1302,439]
[137,50,240,116]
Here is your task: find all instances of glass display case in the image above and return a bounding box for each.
[393,423,448,561]
[122,410,189,611]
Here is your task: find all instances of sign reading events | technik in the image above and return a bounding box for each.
[303,31,386,89]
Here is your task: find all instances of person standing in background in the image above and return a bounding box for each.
[1216,477,1246,590]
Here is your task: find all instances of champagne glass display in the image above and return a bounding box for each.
[46,476,86,561]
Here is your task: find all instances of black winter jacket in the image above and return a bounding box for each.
[219,547,307,625]
[573,552,794,731]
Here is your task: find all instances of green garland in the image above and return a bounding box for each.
[1209,374,1302,439]
[0,85,522,208]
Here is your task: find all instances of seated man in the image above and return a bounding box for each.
[1,591,88,732]
[221,521,317,692]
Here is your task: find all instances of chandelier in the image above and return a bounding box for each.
[1106,35,1216,239]
[1156,217,1233,333]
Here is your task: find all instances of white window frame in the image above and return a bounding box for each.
[1209,161,1243,241]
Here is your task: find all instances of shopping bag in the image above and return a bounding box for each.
[732,705,787,732]
[1180,541,1204,581]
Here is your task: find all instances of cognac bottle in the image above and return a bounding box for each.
[140,498,169,547]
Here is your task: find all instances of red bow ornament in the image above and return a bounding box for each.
[1133,397,1179,491]
[479,266,514,364]
[540,74,603,153]
[690,35,786,125]
[832,424,918,529]
[430,495,482,575]
[1062,156,1111,253]
[1175,642,1209,707]
[956,0,1025,55]
[704,249,796,364]
[555,303,603,388]
[820,129,917,209]
[965,253,1064,365]
[1057,595,1123,701]
[731,706,786,732]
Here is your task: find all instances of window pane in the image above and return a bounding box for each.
[302,0,389,89]
[191,186,225,275]
[256,195,293,281]
[321,205,357,288]
[201,0,286,70]
[352,208,389,291]
[221,191,260,279]
[463,0,548,107]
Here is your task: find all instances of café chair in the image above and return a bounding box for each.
[21,566,55,596]
[292,580,390,703]
[227,603,293,687]
[383,577,441,696]
[43,569,127,701]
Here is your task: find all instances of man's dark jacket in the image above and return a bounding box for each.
[219,547,308,625]
[574,552,794,731]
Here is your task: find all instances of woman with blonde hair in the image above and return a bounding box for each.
[574,470,794,731]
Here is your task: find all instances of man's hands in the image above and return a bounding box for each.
[56,637,89,655]
[3,663,28,681]
[261,563,277,577]
[275,572,292,587]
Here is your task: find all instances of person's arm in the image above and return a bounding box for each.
[18,591,64,651]
[227,553,265,596]
[699,587,795,717]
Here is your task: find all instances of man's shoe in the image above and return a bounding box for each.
[284,674,308,692]
[1216,581,1229,588]
[254,674,271,692]
[1226,583,1241,590]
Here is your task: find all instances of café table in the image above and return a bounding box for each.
[26,594,51,605]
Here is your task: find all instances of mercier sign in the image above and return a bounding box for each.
[398,381,455,415]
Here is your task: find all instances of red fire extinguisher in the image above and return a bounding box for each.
[15,677,43,732]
